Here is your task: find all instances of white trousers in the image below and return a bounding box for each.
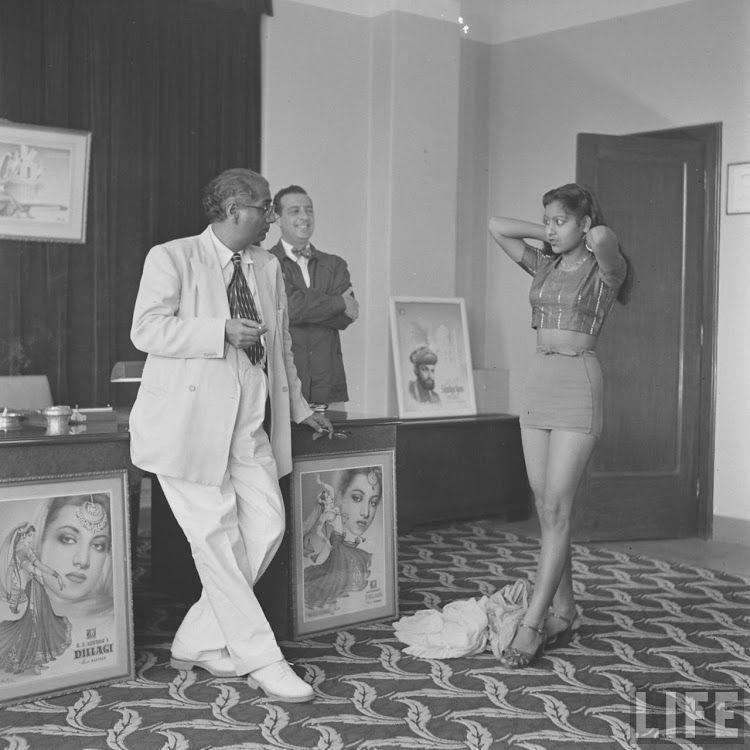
[158,354,285,675]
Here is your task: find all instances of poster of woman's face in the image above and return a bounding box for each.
[291,451,398,638]
[38,494,114,616]
[389,297,477,419]
[0,471,133,707]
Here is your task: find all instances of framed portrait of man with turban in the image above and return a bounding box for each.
[389,297,477,419]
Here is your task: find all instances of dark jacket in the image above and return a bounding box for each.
[270,241,354,404]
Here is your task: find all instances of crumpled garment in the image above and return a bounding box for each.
[393,580,532,659]
[486,579,531,656]
[393,596,489,658]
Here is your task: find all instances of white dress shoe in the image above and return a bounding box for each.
[170,652,237,678]
[247,660,314,703]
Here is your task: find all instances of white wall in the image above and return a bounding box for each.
[456,37,490,370]
[261,1,371,407]
[263,0,750,525]
[483,0,750,522]
[464,0,696,44]
[263,1,460,414]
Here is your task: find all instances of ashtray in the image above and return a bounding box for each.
[0,409,25,430]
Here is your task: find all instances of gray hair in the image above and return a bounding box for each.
[201,168,268,222]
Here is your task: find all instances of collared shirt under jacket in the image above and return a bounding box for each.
[270,241,354,404]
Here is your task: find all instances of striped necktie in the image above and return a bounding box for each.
[227,252,264,365]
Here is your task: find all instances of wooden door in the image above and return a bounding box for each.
[573,133,708,540]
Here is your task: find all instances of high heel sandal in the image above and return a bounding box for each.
[544,609,579,650]
[499,621,546,669]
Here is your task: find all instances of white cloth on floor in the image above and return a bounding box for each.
[393,579,531,659]
[485,579,530,657]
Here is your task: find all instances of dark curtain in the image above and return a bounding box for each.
[0,0,271,406]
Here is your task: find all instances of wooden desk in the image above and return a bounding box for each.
[0,411,142,559]
[151,413,399,638]
[0,409,530,641]
[150,411,530,638]
[396,413,530,531]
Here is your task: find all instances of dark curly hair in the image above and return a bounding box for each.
[542,183,606,227]
[272,184,308,215]
[542,182,631,304]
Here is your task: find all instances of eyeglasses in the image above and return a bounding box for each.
[239,202,276,221]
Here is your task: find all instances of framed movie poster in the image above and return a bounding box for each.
[389,296,477,419]
[0,121,91,243]
[290,450,397,638]
[0,471,134,706]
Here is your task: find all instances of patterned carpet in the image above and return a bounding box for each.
[1,519,749,750]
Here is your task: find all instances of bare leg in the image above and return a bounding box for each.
[547,548,576,637]
[506,429,596,658]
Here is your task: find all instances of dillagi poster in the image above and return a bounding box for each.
[291,452,398,638]
[0,472,133,705]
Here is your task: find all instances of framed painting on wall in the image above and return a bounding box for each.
[0,121,91,243]
[0,470,134,706]
[389,296,477,419]
[290,450,398,638]
[726,161,750,214]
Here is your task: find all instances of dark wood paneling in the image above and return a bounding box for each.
[632,124,721,540]
[576,133,708,540]
[396,414,530,531]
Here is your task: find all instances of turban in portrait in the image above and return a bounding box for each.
[409,346,437,366]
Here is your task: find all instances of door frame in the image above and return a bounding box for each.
[631,122,721,539]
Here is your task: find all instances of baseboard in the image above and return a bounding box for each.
[713,515,750,546]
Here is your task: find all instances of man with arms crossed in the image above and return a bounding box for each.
[129,168,331,703]
[269,185,358,410]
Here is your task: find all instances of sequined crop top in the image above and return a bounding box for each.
[518,243,627,337]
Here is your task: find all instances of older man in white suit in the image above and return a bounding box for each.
[129,168,331,703]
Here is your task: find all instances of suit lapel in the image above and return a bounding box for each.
[197,227,231,318]
[249,246,275,329]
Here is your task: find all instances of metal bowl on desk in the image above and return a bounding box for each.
[0,408,25,430]
[41,405,72,434]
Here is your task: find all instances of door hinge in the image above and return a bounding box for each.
[700,324,704,348]
[696,477,701,499]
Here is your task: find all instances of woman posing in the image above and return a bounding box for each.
[489,183,627,668]
[303,467,383,611]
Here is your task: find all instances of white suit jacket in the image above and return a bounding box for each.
[129,227,312,485]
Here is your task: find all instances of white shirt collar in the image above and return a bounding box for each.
[209,225,254,266]
[281,238,310,260]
